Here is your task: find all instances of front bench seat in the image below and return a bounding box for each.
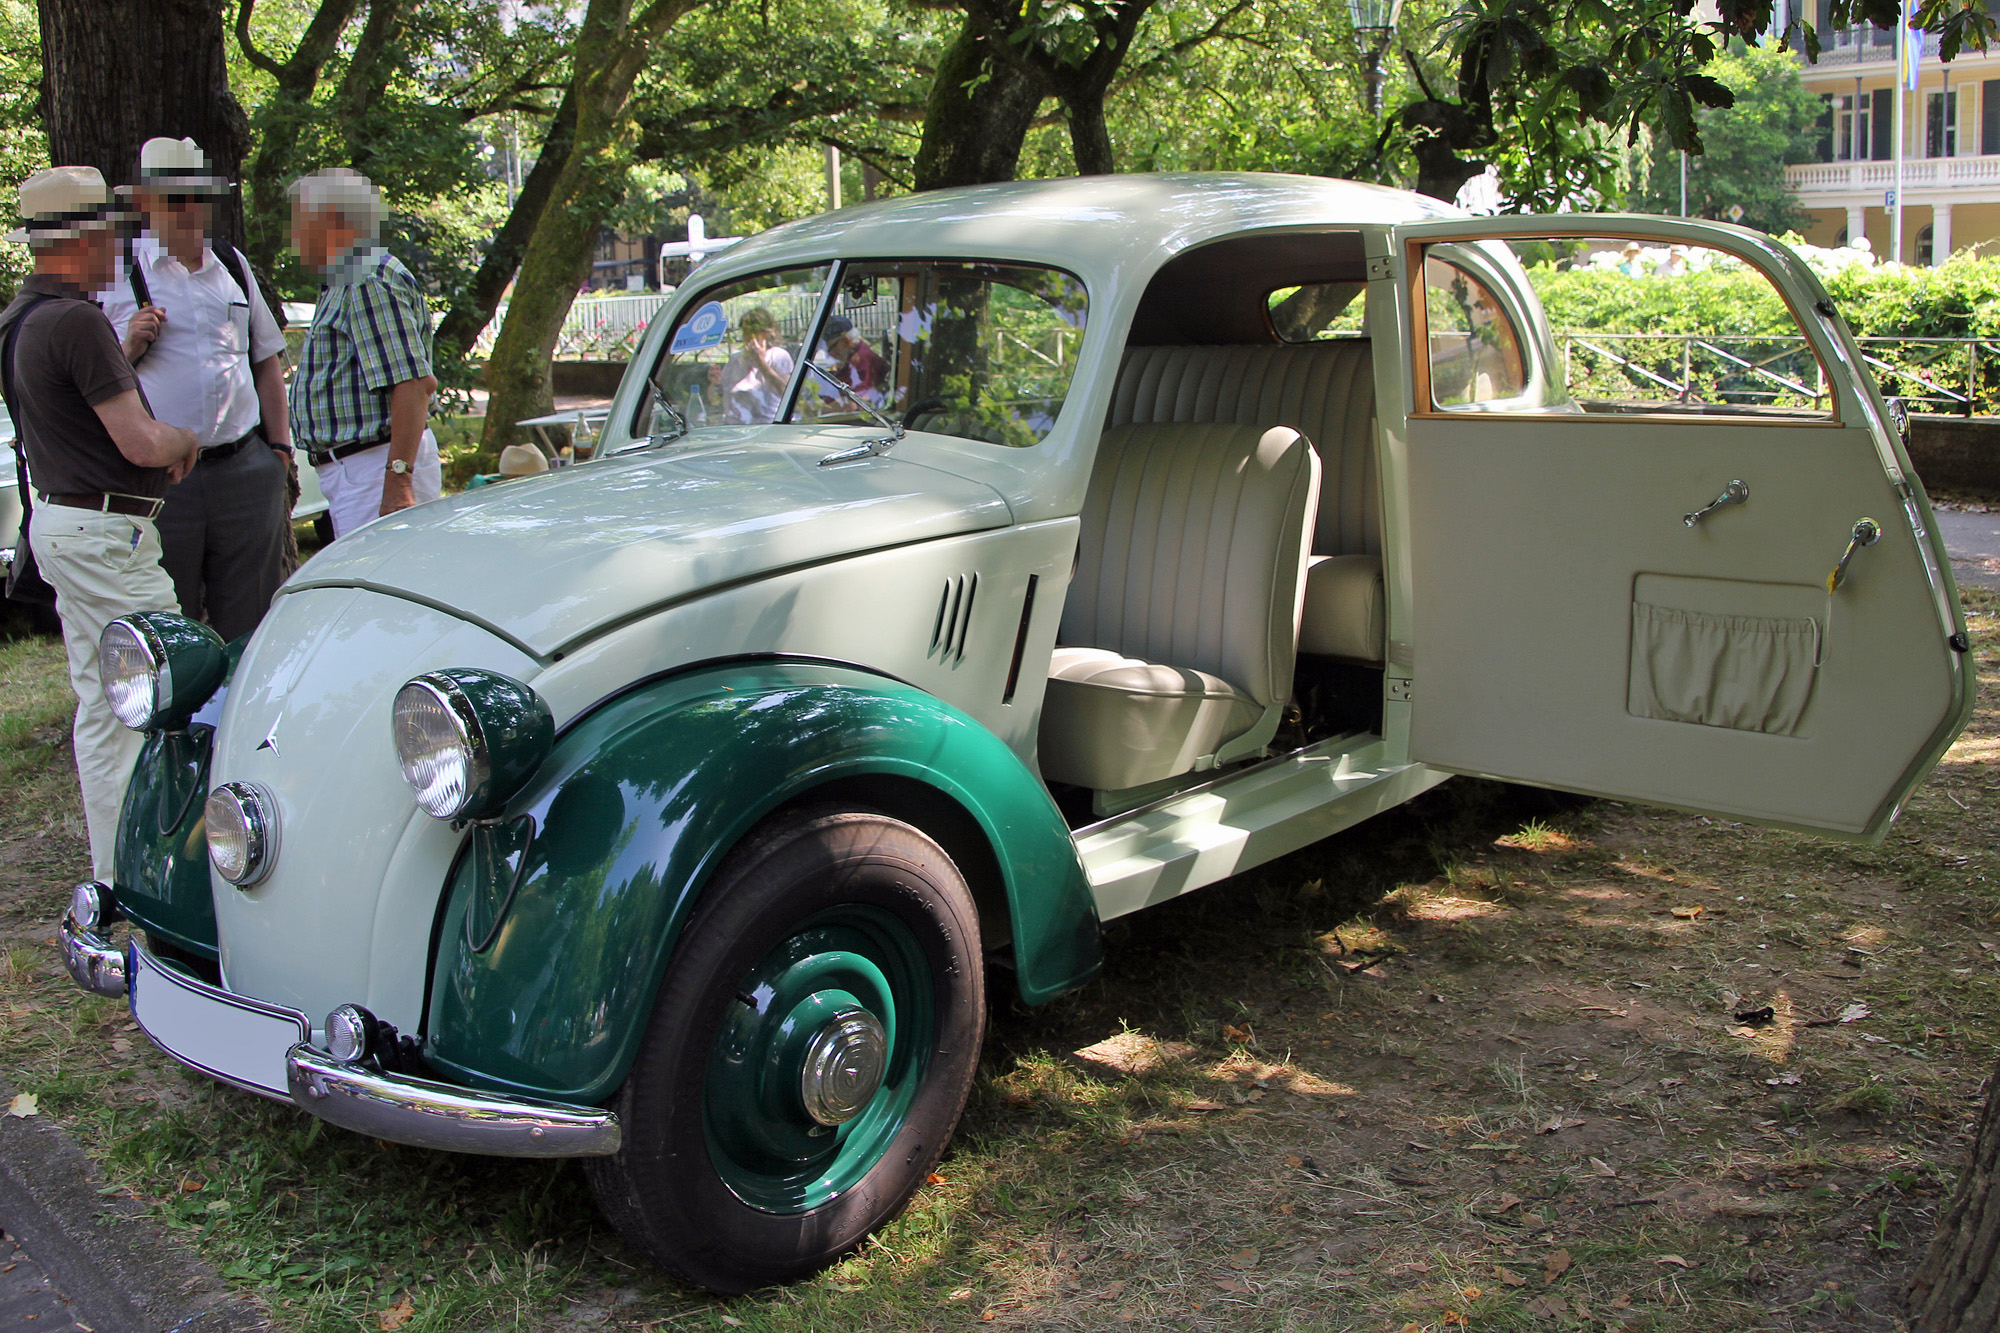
[1039,422,1320,792]
[1110,343,1385,663]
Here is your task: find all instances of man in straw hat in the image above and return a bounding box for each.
[101,137,292,642]
[0,166,198,880]
[286,167,438,538]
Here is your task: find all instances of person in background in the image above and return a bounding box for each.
[717,307,793,424]
[101,137,291,642]
[0,167,197,881]
[285,168,438,538]
[821,315,889,407]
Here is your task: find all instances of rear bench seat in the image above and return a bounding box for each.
[1107,343,1384,664]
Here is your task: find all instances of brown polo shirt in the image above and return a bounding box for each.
[0,274,165,500]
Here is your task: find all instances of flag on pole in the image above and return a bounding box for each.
[1905,0,1923,91]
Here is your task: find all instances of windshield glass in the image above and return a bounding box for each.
[636,265,831,439]
[792,262,1088,447]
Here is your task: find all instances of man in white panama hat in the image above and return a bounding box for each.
[0,165,198,881]
[100,136,292,642]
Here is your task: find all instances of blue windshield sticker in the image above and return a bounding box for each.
[670,301,728,353]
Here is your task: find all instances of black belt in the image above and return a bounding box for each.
[41,491,165,519]
[306,433,391,468]
[202,427,264,463]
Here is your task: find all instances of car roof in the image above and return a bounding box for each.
[689,172,1465,289]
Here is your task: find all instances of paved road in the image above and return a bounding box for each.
[0,1235,81,1331]
[1936,504,2000,590]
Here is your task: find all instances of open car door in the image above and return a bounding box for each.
[1386,216,1972,839]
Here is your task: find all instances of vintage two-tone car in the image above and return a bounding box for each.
[60,174,1972,1292]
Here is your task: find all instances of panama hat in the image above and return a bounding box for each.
[133,136,232,196]
[5,166,128,243]
[497,444,550,477]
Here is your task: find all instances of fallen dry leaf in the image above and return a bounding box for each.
[1655,1254,1696,1269]
[1493,1193,1524,1212]
[1544,1248,1573,1284]
[1539,1116,1586,1134]
[1227,1248,1260,1270]
[1284,1154,1304,1169]
[1214,1277,1250,1294]
[1838,1002,1872,1023]
[719,1319,743,1330]
[1496,1266,1527,1287]
[1589,1157,1618,1177]
[1524,1293,1570,1318]
[4,1093,36,1118]
[1096,1281,1125,1301]
[376,1297,415,1332]
[1670,905,1703,919]
[1221,1024,1252,1043]
[926,1173,948,1185]
[1187,1099,1228,1112]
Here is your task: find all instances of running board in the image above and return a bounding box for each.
[1076,737,1448,922]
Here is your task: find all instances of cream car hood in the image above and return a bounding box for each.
[286,429,1015,657]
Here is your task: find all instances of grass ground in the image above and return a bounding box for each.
[0,593,1995,1332]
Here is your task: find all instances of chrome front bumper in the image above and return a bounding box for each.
[60,907,619,1158]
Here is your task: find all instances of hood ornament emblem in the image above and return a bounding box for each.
[256,718,282,758]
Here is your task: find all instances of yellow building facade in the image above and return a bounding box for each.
[1790,12,2000,264]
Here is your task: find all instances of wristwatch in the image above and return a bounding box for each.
[388,458,412,475]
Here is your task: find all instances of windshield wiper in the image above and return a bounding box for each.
[646,380,689,446]
[805,361,904,465]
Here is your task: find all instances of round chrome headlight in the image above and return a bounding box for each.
[68,881,112,933]
[392,670,553,821]
[98,613,228,732]
[205,782,277,887]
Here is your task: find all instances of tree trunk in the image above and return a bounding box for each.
[335,0,406,178]
[910,17,1048,191]
[433,87,580,360]
[1909,1063,2000,1332]
[235,0,365,276]
[478,0,702,462]
[36,0,251,252]
[1061,85,1115,175]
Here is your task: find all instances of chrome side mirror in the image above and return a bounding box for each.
[1885,396,1910,446]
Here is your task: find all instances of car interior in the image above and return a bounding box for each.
[1038,230,1390,813]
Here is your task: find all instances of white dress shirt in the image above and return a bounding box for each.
[100,234,285,447]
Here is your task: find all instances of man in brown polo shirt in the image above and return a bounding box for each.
[0,166,198,881]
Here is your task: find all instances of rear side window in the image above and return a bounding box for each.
[794,262,1088,448]
[1424,255,1527,407]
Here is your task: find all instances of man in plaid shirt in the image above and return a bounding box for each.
[286,168,438,539]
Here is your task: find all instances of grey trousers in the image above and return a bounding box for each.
[157,433,290,644]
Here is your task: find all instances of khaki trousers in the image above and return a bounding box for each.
[30,506,179,882]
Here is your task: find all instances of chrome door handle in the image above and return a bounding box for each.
[1684,479,1749,527]
[1826,518,1882,593]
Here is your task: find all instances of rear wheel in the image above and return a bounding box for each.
[584,808,985,1293]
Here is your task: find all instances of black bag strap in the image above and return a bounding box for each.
[127,254,152,310]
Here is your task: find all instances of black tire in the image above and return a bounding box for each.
[584,808,985,1293]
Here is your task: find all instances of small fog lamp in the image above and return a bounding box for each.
[325,1004,378,1064]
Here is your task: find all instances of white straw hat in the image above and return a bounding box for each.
[5,166,128,244]
[497,444,550,477]
[134,136,232,196]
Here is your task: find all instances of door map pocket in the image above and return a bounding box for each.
[1627,574,1824,736]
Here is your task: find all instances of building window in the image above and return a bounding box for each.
[1984,79,2000,153]
[1928,90,1958,157]
[1832,91,1878,161]
[1917,224,1935,267]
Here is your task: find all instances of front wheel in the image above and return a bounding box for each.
[584,808,985,1293]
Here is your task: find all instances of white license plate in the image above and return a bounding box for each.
[129,945,310,1099]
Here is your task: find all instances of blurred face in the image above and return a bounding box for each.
[290,204,359,273]
[139,189,214,252]
[33,226,117,291]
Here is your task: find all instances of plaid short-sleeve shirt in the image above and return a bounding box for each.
[289,246,433,452]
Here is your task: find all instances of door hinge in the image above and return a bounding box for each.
[1387,675,1413,702]
[1368,256,1397,282]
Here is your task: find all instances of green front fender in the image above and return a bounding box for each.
[424,661,1100,1103]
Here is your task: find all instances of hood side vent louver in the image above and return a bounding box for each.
[930,574,978,665]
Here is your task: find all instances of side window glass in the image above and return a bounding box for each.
[1486,237,1831,419]
[794,262,1088,448]
[1423,255,1528,407]
[637,266,830,438]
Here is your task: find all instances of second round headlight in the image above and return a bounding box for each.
[392,670,553,821]
[98,613,228,732]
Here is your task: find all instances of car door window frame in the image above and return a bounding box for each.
[1403,230,1846,428]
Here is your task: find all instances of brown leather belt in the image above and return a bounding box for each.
[40,491,165,519]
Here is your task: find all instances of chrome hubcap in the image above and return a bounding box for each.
[798,1008,888,1126]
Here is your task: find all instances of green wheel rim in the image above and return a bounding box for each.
[704,904,934,1213]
